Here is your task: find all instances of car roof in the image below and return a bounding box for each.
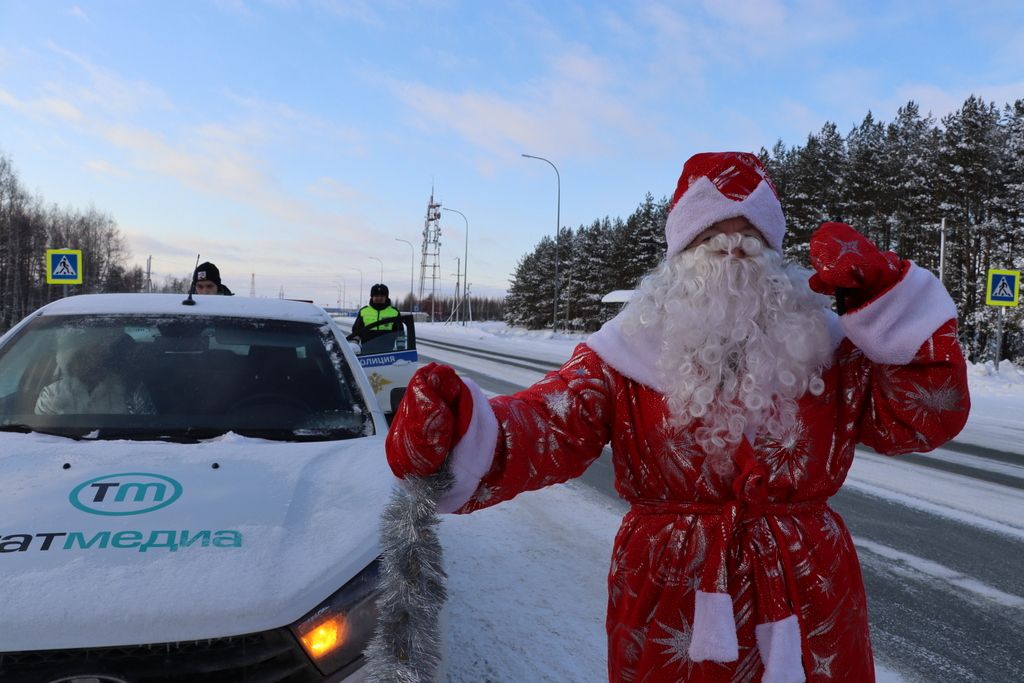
[34,294,331,324]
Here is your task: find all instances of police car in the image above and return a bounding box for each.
[0,293,408,682]
[335,313,418,421]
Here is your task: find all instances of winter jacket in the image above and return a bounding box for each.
[437,263,969,683]
[352,301,400,341]
[36,375,155,415]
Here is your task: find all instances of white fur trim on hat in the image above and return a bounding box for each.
[665,176,786,256]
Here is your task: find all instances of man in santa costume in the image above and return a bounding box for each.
[385,151,970,682]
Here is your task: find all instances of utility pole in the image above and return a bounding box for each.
[145,256,152,293]
[250,273,256,297]
[419,189,442,321]
[449,256,461,324]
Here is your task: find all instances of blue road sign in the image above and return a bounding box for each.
[46,249,83,285]
[986,269,1020,307]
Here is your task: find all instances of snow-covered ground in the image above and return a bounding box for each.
[414,320,1024,682]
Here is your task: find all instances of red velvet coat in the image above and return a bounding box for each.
[448,306,968,682]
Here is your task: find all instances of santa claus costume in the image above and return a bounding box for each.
[386,151,970,683]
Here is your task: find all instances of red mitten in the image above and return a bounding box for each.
[808,222,907,312]
[385,363,474,479]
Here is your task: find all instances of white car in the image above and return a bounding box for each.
[0,293,398,682]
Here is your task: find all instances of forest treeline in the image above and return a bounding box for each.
[504,96,1024,363]
[0,153,148,333]
[0,150,505,333]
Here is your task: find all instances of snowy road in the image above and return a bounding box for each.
[411,325,1024,683]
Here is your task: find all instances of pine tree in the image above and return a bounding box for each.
[937,95,1004,359]
[504,236,557,330]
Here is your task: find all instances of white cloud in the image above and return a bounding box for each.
[44,42,174,115]
[382,45,655,164]
[0,88,83,122]
[222,91,368,155]
[307,176,365,202]
[84,159,129,177]
[68,5,89,22]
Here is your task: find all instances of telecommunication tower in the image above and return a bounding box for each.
[418,189,442,318]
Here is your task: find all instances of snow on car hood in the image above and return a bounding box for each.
[0,431,395,650]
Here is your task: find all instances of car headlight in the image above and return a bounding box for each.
[290,558,380,675]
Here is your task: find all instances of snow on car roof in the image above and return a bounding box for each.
[34,293,331,323]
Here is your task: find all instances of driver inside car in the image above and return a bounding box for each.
[35,328,155,416]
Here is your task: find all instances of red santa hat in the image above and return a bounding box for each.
[665,151,786,256]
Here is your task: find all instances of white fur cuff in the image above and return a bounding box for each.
[755,615,805,683]
[436,377,498,514]
[841,262,957,365]
[688,591,739,662]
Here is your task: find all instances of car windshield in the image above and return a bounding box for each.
[0,314,372,442]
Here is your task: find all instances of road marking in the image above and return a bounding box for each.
[854,537,1024,609]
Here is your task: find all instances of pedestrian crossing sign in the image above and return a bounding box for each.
[985,269,1019,306]
[45,248,83,285]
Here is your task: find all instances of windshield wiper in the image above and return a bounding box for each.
[0,423,84,439]
[91,427,229,443]
[235,427,365,442]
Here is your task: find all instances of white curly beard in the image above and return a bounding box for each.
[620,232,833,474]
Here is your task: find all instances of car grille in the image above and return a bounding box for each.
[0,629,326,683]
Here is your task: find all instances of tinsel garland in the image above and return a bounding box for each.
[363,466,453,683]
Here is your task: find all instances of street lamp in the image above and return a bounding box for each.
[521,153,560,333]
[369,256,384,284]
[347,267,363,304]
[395,238,415,310]
[443,207,469,325]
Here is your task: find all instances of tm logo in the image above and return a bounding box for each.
[70,473,182,516]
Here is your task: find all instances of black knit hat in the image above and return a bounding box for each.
[194,262,221,285]
[370,283,389,297]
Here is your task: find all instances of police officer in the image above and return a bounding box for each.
[351,283,400,343]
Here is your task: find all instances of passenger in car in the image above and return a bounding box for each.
[35,330,155,415]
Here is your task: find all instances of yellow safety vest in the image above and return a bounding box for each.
[359,305,399,332]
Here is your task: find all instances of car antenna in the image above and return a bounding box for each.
[181,254,201,306]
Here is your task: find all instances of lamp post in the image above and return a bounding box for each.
[452,256,461,323]
[395,238,415,311]
[347,267,363,304]
[521,153,560,333]
[442,207,469,325]
[369,256,384,285]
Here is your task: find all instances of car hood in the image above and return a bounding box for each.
[0,431,396,650]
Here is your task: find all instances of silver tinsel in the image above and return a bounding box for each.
[364,466,453,683]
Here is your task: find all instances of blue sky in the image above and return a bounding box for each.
[1,1,1022,305]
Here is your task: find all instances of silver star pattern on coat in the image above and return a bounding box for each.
[813,651,837,678]
[759,421,812,484]
[899,377,965,423]
[651,613,694,674]
[833,237,863,258]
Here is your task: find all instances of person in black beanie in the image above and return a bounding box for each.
[193,262,234,296]
[351,283,399,343]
